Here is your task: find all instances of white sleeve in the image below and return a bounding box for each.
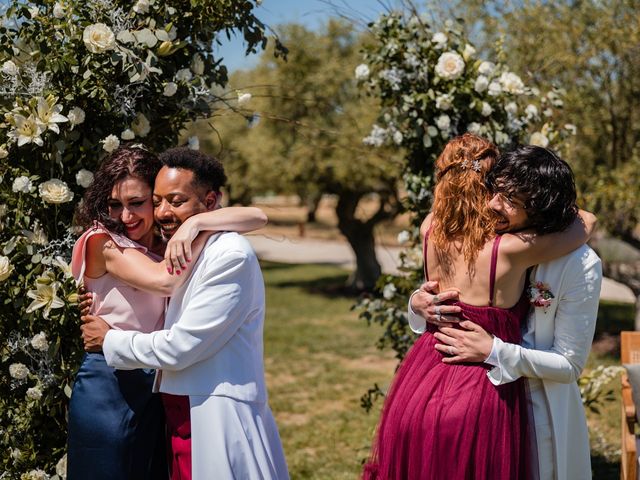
[487,257,601,385]
[407,289,427,334]
[103,250,254,371]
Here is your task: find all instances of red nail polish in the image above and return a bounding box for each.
[176,270,181,275]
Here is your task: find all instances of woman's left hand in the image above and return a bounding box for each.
[433,321,494,364]
[165,218,199,274]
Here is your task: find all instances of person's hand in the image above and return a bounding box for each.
[411,281,463,327]
[80,315,110,352]
[77,285,94,317]
[433,321,494,364]
[164,217,200,274]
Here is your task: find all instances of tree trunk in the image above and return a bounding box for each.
[335,191,381,291]
[306,192,322,223]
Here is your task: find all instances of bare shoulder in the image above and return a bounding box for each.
[419,213,433,239]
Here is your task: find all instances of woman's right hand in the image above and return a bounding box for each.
[165,217,201,274]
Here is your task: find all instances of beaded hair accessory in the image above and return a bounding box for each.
[460,158,482,172]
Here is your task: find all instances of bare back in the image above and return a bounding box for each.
[422,218,529,308]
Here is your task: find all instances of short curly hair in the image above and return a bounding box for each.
[159,147,227,193]
[74,145,161,234]
[485,145,578,234]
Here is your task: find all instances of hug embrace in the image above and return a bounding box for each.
[66,134,600,480]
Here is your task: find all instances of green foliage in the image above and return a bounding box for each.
[355,9,568,406]
[0,1,273,477]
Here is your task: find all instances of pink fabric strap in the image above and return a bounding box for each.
[488,235,502,306]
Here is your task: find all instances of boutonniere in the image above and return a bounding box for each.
[528,281,555,310]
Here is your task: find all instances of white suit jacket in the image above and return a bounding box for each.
[103,232,268,402]
[408,245,602,480]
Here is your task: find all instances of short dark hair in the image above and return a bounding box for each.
[159,147,227,193]
[486,145,578,234]
[75,145,161,233]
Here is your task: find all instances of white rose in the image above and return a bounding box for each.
[499,72,525,95]
[397,230,410,245]
[133,28,158,48]
[2,60,19,76]
[67,107,85,128]
[488,80,502,96]
[435,94,453,111]
[431,32,447,48]
[422,134,432,148]
[101,134,120,153]
[163,82,177,97]
[427,126,438,137]
[530,132,549,147]
[434,52,465,80]
[473,75,488,94]
[133,0,150,14]
[25,469,49,480]
[131,112,150,137]
[382,283,397,300]
[188,136,199,150]
[120,129,135,140]
[504,101,518,115]
[0,145,8,159]
[28,7,39,18]
[83,23,116,53]
[436,114,450,131]
[9,363,29,380]
[355,64,370,80]
[237,92,252,106]
[191,54,205,75]
[481,101,493,117]
[39,179,74,204]
[175,68,192,82]
[392,131,403,145]
[26,386,43,400]
[12,175,33,193]
[478,61,495,75]
[0,255,13,281]
[463,44,476,60]
[543,108,553,117]
[53,2,65,18]
[495,131,510,145]
[564,123,577,135]
[525,104,538,118]
[467,122,482,134]
[75,169,94,188]
[31,332,49,351]
[56,454,67,479]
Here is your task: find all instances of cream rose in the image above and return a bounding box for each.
[131,112,150,137]
[499,72,525,95]
[530,132,549,147]
[83,23,116,54]
[2,60,18,76]
[12,175,33,193]
[26,387,43,400]
[39,179,74,204]
[434,52,465,80]
[75,169,94,188]
[163,82,178,97]
[175,68,192,82]
[67,107,86,128]
[120,129,135,140]
[31,332,49,351]
[0,255,13,281]
[101,134,120,153]
[9,363,29,380]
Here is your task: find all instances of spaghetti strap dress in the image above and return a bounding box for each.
[67,223,168,480]
[363,233,534,480]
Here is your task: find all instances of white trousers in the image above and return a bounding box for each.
[190,395,289,480]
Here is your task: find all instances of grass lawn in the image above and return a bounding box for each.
[262,262,627,479]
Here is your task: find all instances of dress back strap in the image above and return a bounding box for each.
[422,224,433,281]
[488,235,502,306]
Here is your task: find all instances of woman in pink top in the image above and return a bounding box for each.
[67,145,267,480]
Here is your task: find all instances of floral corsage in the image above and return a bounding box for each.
[528,281,555,310]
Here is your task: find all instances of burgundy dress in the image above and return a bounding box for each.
[363,234,533,480]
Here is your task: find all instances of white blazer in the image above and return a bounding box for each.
[103,232,268,402]
[488,245,601,480]
[408,245,602,480]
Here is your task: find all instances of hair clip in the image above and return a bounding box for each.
[460,159,470,169]
[471,160,482,172]
[129,143,149,151]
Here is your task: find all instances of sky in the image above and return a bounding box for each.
[215,0,394,72]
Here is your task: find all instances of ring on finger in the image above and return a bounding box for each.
[448,345,455,355]
[433,294,440,304]
[435,312,442,322]
[434,305,441,315]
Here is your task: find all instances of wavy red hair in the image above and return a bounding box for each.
[430,133,499,270]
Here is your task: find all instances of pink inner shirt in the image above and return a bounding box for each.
[71,223,165,333]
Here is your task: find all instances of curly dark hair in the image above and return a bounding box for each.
[159,147,227,193]
[74,145,162,234]
[485,145,578,234]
